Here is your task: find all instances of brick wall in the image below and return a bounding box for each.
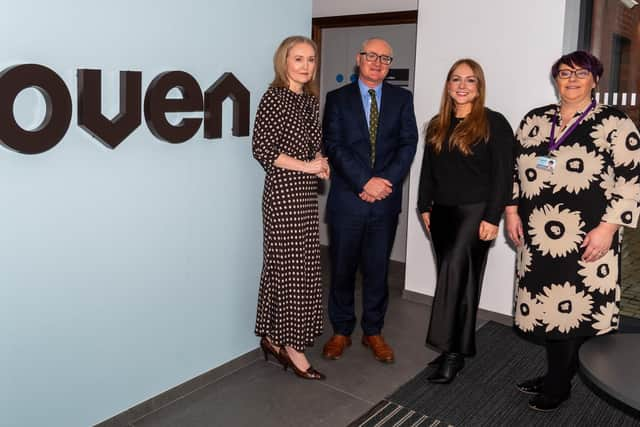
[590,0,640,123]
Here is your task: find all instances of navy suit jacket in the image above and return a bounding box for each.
[323,82,418,221]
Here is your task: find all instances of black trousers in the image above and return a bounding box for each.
[542,337,586,397]
[426,203,490,356]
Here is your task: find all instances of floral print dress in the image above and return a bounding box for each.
[512,103,640,339]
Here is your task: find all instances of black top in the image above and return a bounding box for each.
[417,108,514,225]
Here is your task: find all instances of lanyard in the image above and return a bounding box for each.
[548,100,596,152]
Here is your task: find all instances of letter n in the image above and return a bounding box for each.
[203,72,250,139]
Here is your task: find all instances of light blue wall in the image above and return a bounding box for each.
[0,1,311,426]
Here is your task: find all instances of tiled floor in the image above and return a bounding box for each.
[125,231,640,427]
[133,254,459,427]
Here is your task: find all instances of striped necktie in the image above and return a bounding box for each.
[368,89,378,167]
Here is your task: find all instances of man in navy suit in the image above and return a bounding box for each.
[322,38,418,363]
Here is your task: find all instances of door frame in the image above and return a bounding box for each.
[311,11,419,260]
[311,11,418,83]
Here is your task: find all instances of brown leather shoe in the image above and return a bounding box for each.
[362,335,394,363]
[322,334,352,360]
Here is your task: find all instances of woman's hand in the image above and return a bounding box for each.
[316,169,330,179]
[421,212,431,233]
[505,208,524,247]
[479,220,498,241]
[273,153,329,177]
[315,152,330,179]
[304,157,329,175]
[581,222,619,262]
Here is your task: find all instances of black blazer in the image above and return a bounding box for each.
[323,82,418,220]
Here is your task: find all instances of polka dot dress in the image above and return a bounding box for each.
[252,86,323,351]
[513,103,640,339]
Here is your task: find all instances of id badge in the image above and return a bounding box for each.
[536,156,556,172]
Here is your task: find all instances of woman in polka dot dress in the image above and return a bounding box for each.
[252,36,330,380]
[506,51,640,411]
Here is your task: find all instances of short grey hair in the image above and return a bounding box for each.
[360,38,393,56]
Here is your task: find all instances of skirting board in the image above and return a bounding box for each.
[402,289,513,327]
[96,289,512,426]
[94,348,261,427]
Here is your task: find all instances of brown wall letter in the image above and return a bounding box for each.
[0,64,72,154]
[204,72,250,139]
[78,69,142,149]
[144,71,203,143]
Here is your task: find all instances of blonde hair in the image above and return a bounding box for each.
[426,58,489,155]
[271,36,319,97]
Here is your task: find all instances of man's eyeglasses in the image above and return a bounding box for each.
[557,69,591,79]
[359,51,393,65]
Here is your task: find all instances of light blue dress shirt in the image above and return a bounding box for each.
[358,79,382,127]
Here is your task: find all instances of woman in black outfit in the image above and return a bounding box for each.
[417,58,514,383]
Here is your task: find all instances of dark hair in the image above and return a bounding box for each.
[551,50,603,81]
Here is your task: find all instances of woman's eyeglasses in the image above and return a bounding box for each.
[557,69,591,79]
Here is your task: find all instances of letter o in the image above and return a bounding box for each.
[0,64,72,154]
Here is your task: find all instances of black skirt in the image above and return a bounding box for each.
[426,202,491,356]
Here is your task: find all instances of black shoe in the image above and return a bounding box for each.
[427,353,444,367]
[528,392,570,412]
[427,353,464,384]
[516,376,545,395]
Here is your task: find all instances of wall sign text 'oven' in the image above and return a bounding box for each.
[0,64,251,154]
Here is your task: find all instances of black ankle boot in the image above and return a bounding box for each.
[427,353,444,367]
[516,376,545,395]
[528,391,570,411]
[427,352,464,384]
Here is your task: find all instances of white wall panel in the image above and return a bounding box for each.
[407,0,569,315]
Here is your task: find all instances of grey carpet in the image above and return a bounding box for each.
[620,315,640,333]
[350,322,640,427]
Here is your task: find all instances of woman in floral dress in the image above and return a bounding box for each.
[506,51,640,411]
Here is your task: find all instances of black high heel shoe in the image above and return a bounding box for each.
[427,352,464,384]
[278,347,326,380]
[259,337,286,367]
